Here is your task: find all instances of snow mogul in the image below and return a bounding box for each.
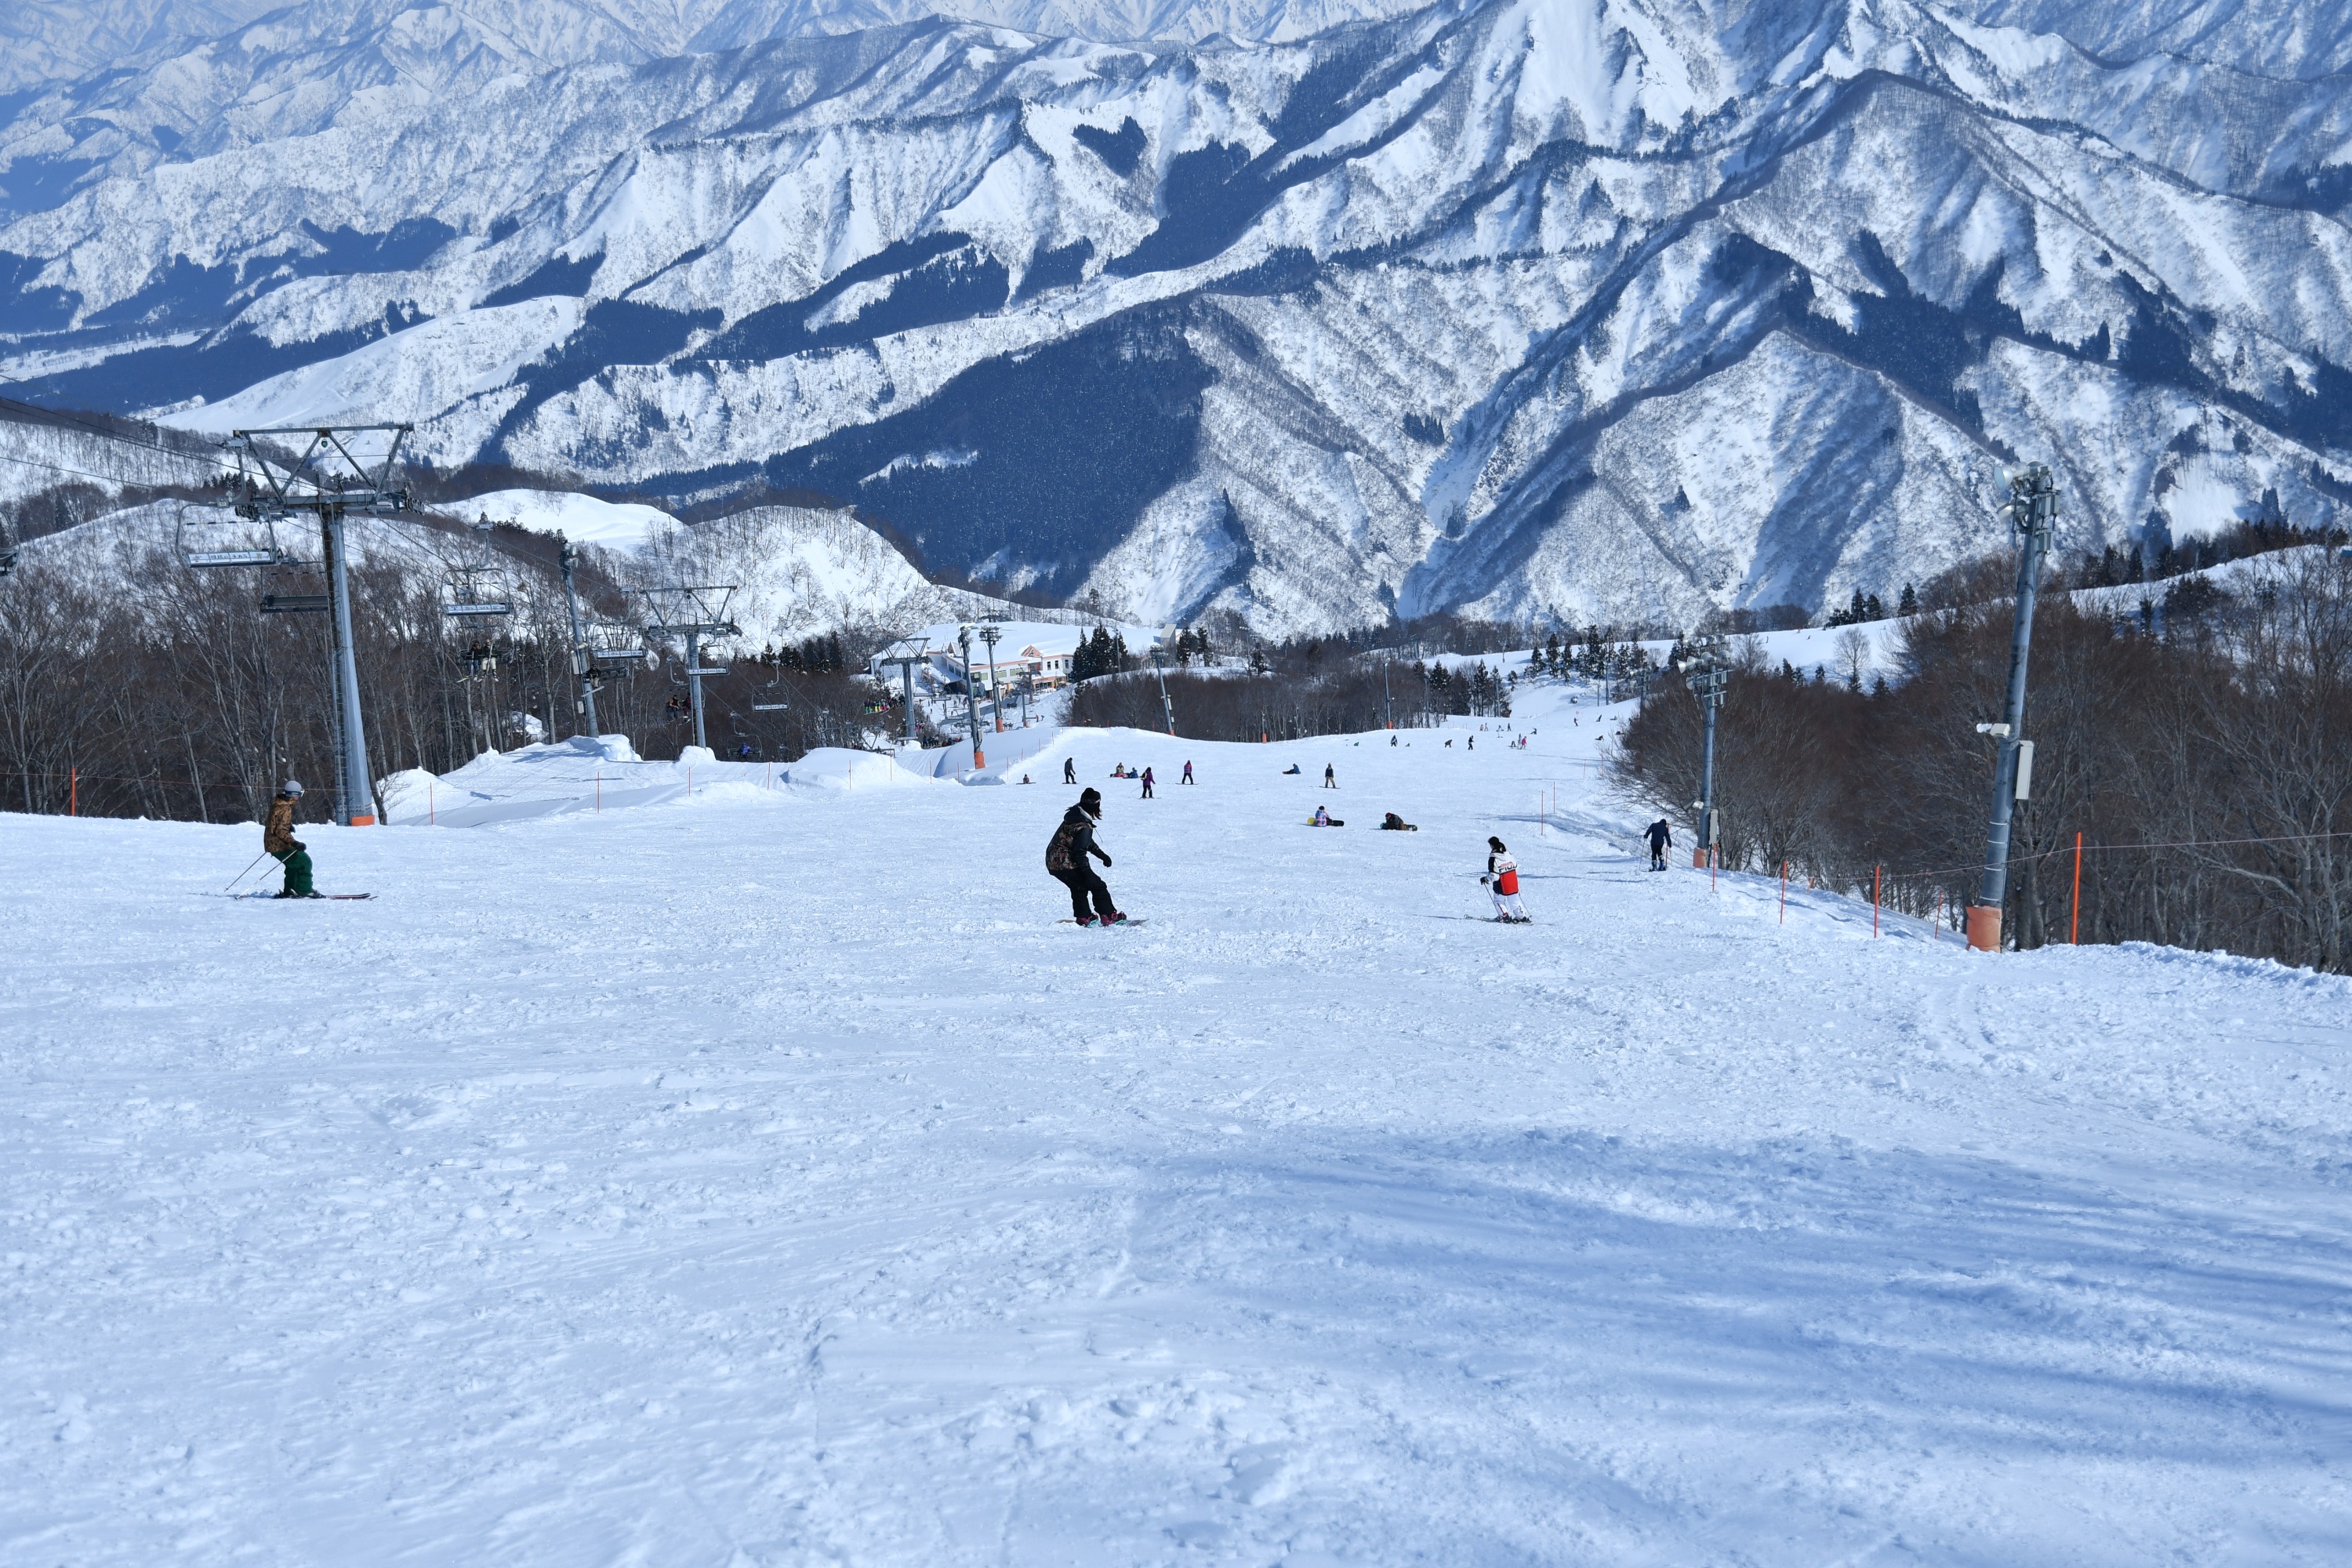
[1047,787,1125,926]
[264,780,320,899]
[1483,837,1527,922]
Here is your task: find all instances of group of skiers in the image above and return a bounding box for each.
[1039,752,1546,925]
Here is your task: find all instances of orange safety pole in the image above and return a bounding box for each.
[69,768,76,816]
[1872,865,1881,937]
[2071,830,2083,944]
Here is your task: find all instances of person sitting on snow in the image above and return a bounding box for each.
[1381,811,1417,831]
[1311,805,1345,827]
[263,780,319,899]
[1283,764,1302,775]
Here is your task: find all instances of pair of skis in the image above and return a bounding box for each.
[224,891,376,901]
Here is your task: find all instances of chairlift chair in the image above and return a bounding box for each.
[583,622,650,674]
[177,502,286,569]
[442,562,514,619]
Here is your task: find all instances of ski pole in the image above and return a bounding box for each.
[225,851,270,892]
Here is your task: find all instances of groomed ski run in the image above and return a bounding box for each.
[3,678,2347,1565]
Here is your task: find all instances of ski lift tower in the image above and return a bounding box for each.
[955,624,986,768]
[1675,633,1730,868]
[223,424,412,826]
[1968,463,2061,953]
[1149,638,1178,735]
[631,584,739,752]
[555,538,606,737]
[874,636,930,746]
[977,619,1007,733]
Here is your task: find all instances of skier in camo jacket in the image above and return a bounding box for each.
[263,781,320,898]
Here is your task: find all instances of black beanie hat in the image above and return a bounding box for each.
[1080,786,1102,810]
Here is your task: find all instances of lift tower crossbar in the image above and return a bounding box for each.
[225,423,412,826]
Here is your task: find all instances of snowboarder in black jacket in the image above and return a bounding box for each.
[1046,787,1123,925]
[1646,818,1673,871]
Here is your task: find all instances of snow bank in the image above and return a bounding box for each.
[775,747,945,792]
[376,735,942,826]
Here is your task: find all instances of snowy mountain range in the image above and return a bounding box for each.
[4,0,2349,633]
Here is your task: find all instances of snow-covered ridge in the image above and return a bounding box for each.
[2,0,2348,636]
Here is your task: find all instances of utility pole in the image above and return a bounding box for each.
[1968,463,2060,952]
[956,625,985,768]
[222,424,411,826]
[557,538,601,738]
[1675,634,1730,868]
[1382,658,1394,730]
[633,585,739,755]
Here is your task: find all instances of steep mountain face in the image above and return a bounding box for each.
[3,0,2347,633]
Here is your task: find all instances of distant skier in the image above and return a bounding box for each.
[1140,766,1155,799]
[263,780,319,899]
[1483,836,1527,922]
[1046,787,1123,926]
[1181,760,1194,785]
[1645,818,1673,871]
[1063,757,1077,786]
[1323,764,1337,789]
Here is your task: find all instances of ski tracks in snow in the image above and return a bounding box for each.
[4,705,2351,1563]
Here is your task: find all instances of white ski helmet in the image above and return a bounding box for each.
[284,779,304,797]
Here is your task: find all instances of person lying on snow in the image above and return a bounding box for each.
[263,780,320,898]
[1310,805,1345,826]
[1283,764,1302,775]
[1046,787,1125,926]
[1381,811,1417,831]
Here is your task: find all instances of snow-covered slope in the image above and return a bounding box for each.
[4,0,2348,633]
[5,685,2348,1562]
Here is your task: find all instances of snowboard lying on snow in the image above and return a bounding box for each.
[1059,917,1148,927]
